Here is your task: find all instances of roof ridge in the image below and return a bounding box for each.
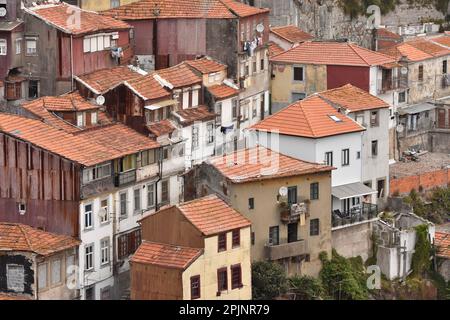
[299,96,320,137]
[17,224,34,252]
[348,43,371,66]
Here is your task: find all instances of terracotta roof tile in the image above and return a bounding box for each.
[131,241,203,269]
[0,293,32,300]
[207,84,239,100]
[125,73,171,101]
[267,41,285,57]
[209,146,334,184]
[0,114,159,166]
[252,95,365,138]
[173,106,216,126]
[147,119,176,137]
[318,84,389,112]
[103,0,236,20]
[431,35,450,48]
[156,63,202,88]
[219,0,269,18]
[0,222,80,256]
[380,38,450,62]
[76,66,144,95]
[270,25,314,44]
[271,41,396,66]
[376,28,402,40]
[26,3,131,36]
[178,195,251,235]
[185,57,227,74]
[31,92,99,112]
[435,231,450,259]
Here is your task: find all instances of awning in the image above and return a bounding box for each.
[332,182,377,200]
[398,102,435,115]
[144,99,178,111]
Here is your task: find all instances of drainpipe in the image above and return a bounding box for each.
[155,146,163,212]
[70,34,74,91]
[112,190,118,277]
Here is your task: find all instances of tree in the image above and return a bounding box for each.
[252,261,287,300]
[411,224,432,277]
[288,275,325,300]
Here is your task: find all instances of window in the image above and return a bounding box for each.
[85,244,94,271]
[101,286,111,300]
[310,219,320,236]
[215,102,222,124]
[38,263,47,290]
[161,180,169,204]
[83,37,90,53]
[342,149,350,166]
[118,229,141,260]
[85,286,95,300]
[260,58,265,71]
[28,80,38,99]
[252,59,257,74]
[310,183,319,200]
[399,91,406,103]
[147,183,155,208]
[0,39,7,55]
[329,115,343,122]
[217,268,228,292]
[218,233,227,252]
[192,126,199,149]
[90,37,97,52]
[190,276,201,299]
[291,92,306,102]
[418,65,424,81]
[232,99,238,120]
[26,38,37,55]
[15,38,21,55]
[232,229,240,248]
[6,265,24,292]
[252,102,257,118]
[100,238,110,265]
[84,204,93,229]
[269,226,279,246]
[104,35,111,49]
[91,111,98,125]
[100,199,109,224]
[83,162,111,183]
[97,35,104,51]
[371,140,378,157]
[287,186,298,206]
[134,189,141,213]
[377,179,385,198]
[77,112,84,127]
[370,111,379,127]
[231,264,242,289]
[120,154,136,172]
[251,232,255,245]
[293,66,304,81]
[357,151,361,159]
[325,151,333,166]
[207,123,214,144]
[248,197,254,210]
[51,259,61,285]
[120,192,127,217]
[443,60,448,74]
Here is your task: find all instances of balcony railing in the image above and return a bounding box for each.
[265,239,307,261]
[377,77,408,93]
[114,170,136,187]
[280,202,309,224]
[332,203,378,228]
[441,74,450,89]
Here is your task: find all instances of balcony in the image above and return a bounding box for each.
[441,74,450,89]
[114,170,136,187]
[332,203,378,228]
[377,77,408,94]
[265,239,307,261]
[280,202,309,224]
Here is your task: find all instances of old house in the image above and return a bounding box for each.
[269,25,313,51]
[20,3,133,97]
[373,28,403,51]
[318,84,391,206]
[131,195,252,300]
[269,40,400,114]
[0,109,163,300]
[434,231,450,282]
[184,146,333,277]
[0,222,80,300]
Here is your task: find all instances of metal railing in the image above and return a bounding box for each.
[114,170,136,187]
[377,77,408,93]
[332,203,378,228]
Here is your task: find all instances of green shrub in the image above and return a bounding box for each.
[251,261,287,300]
[288,275,325,300]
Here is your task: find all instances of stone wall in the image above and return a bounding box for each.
[252,0,447,48]
[390,167,450,195]
[332,221,374,261]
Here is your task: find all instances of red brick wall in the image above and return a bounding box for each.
[390,168,450,195]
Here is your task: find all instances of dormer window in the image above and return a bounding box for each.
[77,112,85,127]
[91,111,98,125]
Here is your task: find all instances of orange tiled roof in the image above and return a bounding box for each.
[219,0,269,18]
[156,63,202,88]
[131,241,203,269]
[431,35,450,48]
[147,119,176,137]
[103,0,236,20]
[185,57,227,74]
[0,222,80,256]
[380,38,450,62]
[26,3,131,36]
[76,66,144,95]
[0,114,159,167]
[251,95,365,138]
[271,41,396,67]
[435,231,450,259]
[0,293,32,300]
[318,84,389,112]
[267,41,285,57]
[209,146,334,184]
[376,28,402,40]
[178,195,251,235]
[125,73,171,101]
[30,93,99,112]
[173,106,216,126]
[270,25,314,44]
[207,84,239,100]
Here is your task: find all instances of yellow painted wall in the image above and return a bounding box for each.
[271,62,327,105]
[182,227,252,300]
[80,0,139,11]
[229,172,332,277]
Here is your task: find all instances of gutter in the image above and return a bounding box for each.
[70,34,74,91]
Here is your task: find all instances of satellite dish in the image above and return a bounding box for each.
[279,186,288,197]
[396,124,404,133]
[256,23,265,33]
[401,67,408,75]
[98,208,108,219]
[0,8,6,18]
[96,95,105,106]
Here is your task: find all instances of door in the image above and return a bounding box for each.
[437,109,446,128]
[287,223,298,243]
[28,80,39,99]
[287,186,298,206]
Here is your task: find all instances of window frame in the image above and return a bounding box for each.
[232,229,240,248]
[231,264,243,290]
[292,65,305,82]
[310,182,319,200]
[84,203,93,230]
[85,243,94,271]
[310,218,320,236]
[100,237,110,266]
[371,140,378,157]
[0,38,7,56]
[218,233,227,252]
[190,275,201,300]
[133,188,141,214]
[25,37,37,56]
[325,151,333,167]
[217,268,228,292]
[248,197,254,210]
[342,149,350,166]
